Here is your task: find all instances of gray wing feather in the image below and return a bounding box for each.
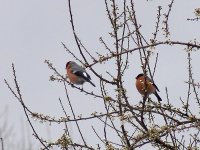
[70,61,85,72]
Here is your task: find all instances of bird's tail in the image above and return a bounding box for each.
[88,80,96,87]
[154,91,162,101]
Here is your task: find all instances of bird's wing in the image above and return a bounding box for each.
[146,76,160,92]
[153,83,160,92]
[71,63,91,80]
[71,63,85,72]
[73,71,91,81]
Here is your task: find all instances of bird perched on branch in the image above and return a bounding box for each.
[66,61,96,87]
[135,73,162,101]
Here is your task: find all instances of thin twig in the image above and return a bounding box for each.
[0,138,4,150]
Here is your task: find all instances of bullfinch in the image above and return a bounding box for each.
[66,61,96,87]
[135,73,162,101]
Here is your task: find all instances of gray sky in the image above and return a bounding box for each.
[1,0,200,149]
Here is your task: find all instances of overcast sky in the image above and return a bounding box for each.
[1,0,200,149]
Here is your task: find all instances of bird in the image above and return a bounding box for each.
[135,73,162,101]
[66,61,96,87]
